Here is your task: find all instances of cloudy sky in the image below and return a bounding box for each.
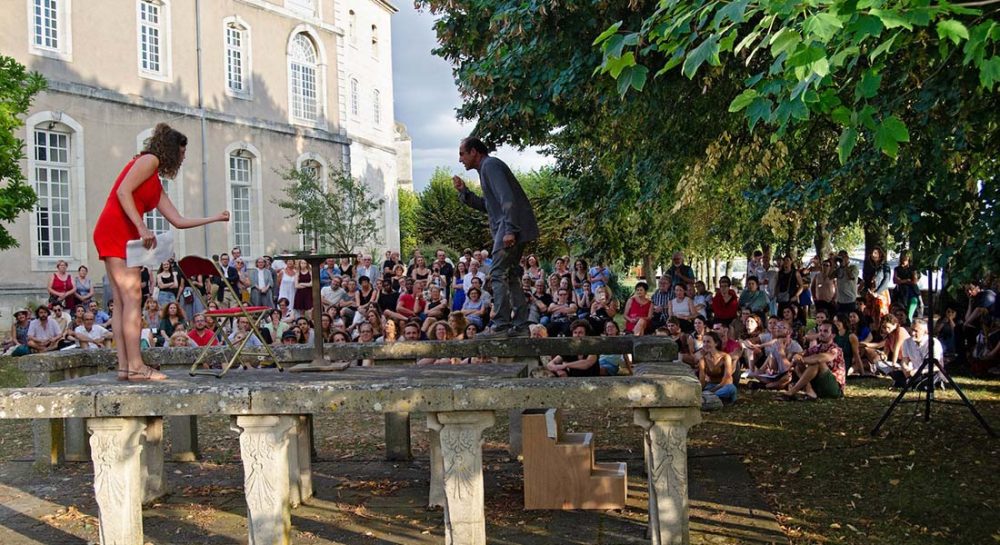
[390,3,553,192]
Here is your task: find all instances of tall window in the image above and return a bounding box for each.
[33,128,72,258]
[289,33,319,122]
[229,153,253,252]
[372,89,381,125]
[30,0,71,60]
[225,22,248,95]
[143,177,171,234]
[371,25,379,59]
[350,78,359,117]
[32,0,60,50]
[138,0,167,77]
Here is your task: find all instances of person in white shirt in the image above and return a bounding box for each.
[72,312,112,349]
[356,255,379,283]
[27,306,64,353]
[896,318,944,388]
[463,260,487,291]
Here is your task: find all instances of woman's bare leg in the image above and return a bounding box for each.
[105,259,128,378]
[106,258,164,380]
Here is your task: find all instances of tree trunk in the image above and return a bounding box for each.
[725,259,733,278]
[642,255,655,282]
[814,218,832,261]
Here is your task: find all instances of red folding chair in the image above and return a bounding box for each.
[177,256,281,377]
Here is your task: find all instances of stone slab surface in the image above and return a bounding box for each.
[0,364,700,419]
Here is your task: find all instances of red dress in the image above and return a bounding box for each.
[93,154,163,260]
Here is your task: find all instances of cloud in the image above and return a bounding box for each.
[391,3,554,191]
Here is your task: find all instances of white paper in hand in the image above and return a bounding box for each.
[126,231,174,268]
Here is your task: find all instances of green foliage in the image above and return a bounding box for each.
[596,0,1000,161]
[273,165,384,254]
[0,55,46,250]
[415,168,490,253]
[397,187,420,258]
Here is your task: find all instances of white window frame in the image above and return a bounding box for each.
[372,88,381,127]
[25,111,87,271]
[286,25,328,129]
[223,16,253,100]
[136,0,172,82]
[350,78,360,118]
[224,142,264,258]
[135,128,186,256]
[27,0,73,62]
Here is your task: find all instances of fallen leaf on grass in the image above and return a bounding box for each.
[889,479,900,486]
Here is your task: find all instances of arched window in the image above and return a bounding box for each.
[26,111,87,266]
[372,89,381,126]
[228,149,254,252]
[350,78,360,118]
[371,24,379,59]
[224,17,251,98]
[288,33,319,122]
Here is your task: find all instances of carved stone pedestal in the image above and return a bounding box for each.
[634,407,702,545]
[232,415,297,545]
[427,411,495,545]
[87,417,147,545]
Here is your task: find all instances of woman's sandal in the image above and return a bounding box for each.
[116,369,130,381]
[128,366,167,382]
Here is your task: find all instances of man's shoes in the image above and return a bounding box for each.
[507,326,531,338]
[476,327,510,339]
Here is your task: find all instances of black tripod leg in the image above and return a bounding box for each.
[871,359,932,436]
[938,367,997,437]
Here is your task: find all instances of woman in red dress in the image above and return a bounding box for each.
[94,124,229,381]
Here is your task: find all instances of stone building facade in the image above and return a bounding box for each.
[0,0,408,320]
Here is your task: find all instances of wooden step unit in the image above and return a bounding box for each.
[522,408,627,510]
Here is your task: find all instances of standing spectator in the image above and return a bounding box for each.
[48,260,76,309]
[665,252,696,289]
[410,255,431,283]
[215,254,241,306]
[893,251,920,322]
[155,261,180,306]
[834,250,859,314]
[747,250,769,293]
[811,260,838,317]
[588,260,611,294]
[650,275,673,331]
[73,265,94,309]
[139,266,152,308]
[277,260,298,307]
[961,282,996,363]
[623,281,653,336]
[864,246,892,331]
[452,261,468,311]
[249,257,274,308]
[711,276,739,325]
[433,249,455,297]
[773,255,802,313]
[293,260,314,317]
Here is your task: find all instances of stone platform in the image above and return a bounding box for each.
[0,338,701,545]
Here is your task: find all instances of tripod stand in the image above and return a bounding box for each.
[871,269,996,437]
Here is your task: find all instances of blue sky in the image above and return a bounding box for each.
[390,2,553,191]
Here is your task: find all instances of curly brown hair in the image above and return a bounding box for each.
[141,123,187,178]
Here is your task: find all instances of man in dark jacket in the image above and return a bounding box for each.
[453,137,539,337]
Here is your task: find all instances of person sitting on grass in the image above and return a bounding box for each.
[782,321,845,401]
[545,320,599,377]
[746,320,801,390]
[860,313,909,376]
[698,331,737,404]
[598,320,632,376]
[832,313,864,377]
[895,318,945,389]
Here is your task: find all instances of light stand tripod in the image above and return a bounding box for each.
[871,268,996,437]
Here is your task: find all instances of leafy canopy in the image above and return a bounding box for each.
[0,55,46,250]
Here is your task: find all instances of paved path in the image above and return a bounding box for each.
[0,447,785,545]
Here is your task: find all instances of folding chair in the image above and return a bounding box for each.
[176,256,281,377]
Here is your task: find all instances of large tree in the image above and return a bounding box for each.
[0,55,46,250]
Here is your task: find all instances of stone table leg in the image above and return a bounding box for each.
[30,370,65,466]
[507,408,523,458]
[426,424,445,509]
[141,416,167,504]
[385,412,412,461]
[634,407,702,545]
[427,411,495,545]
[288,415,314,507]
[232,415,297,545]
[87,417,147,545]
[64,367,95,462]
[167,416,200,461]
